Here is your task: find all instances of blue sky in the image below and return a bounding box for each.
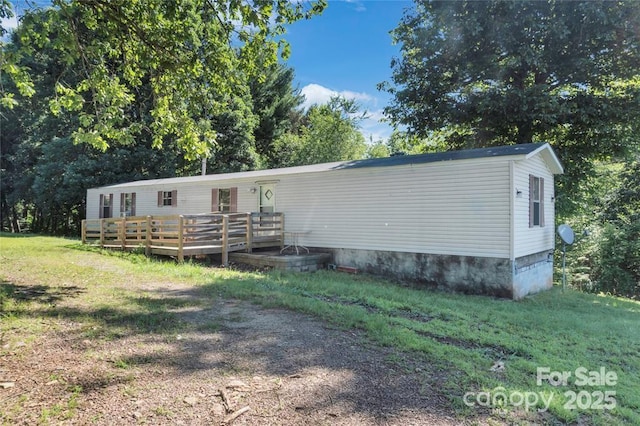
[284,0,413,142]
[2,0,412,142]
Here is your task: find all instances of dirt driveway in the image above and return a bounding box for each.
[2,278,492,425]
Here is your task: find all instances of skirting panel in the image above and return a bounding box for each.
[326,248,554,299]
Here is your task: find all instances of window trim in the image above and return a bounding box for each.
[157,190,177,207]
[120,192,136,217]
[529,175,545,227]
[99,194,113,219]
[211,187,238,213]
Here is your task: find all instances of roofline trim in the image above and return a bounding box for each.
[524,143,564,174]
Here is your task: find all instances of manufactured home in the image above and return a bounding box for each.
[85,143,563,299]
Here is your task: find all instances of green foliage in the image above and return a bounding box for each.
[1,15,180,234]
[365,142,390,159]
[589,161,640,298]
[591,222,640,299]
[1,2,35,109]
[559,160,640,299]
[381,1,640,297]
[273,96,367,166]
[385,129,450,155]
[249,64,305,168]
[9,0,325,159]
[601,161,640,225]
[383,0,640,142]
[177,89,260,175]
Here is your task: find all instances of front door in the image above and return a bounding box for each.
[259,184,276,213]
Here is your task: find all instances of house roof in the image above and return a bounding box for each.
[335,142,563,173]
[95,142,563,190]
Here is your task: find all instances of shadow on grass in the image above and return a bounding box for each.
[1,280,86,306]
[0,272,471,424]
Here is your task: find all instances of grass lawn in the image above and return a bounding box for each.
[1,234,639,425]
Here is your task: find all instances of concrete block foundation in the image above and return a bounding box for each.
[328,248,554,300]
[229,251,332,272]
[513,251,554,299]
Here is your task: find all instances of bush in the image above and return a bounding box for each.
[591,221,640,299]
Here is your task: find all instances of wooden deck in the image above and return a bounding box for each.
[81,212,284,265]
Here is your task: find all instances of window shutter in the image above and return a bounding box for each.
[108,194,113,218]
[171,190,177,207]
[230,187,238,212]
[99,194,104,219]
[157,191,163,207]
[120,193,125,214]
[211,188,219,212]
[529,175,534,228]
[131,193,136,216]
[540,178,545,227]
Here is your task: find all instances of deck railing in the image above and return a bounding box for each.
[81,212,284,265]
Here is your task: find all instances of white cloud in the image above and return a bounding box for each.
[364,109,386,122]
[300,83,374,110]
[360,109,393,143]
[1,15,19,39]
[345,0,367,12]
[1,15,18,30]
[300,83,394,143]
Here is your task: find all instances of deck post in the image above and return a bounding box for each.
[81,220,87,244]
[221,215,229,266]
[120,218,126,250]
[99,219,105,248]
[178,215,185,262]
[245,212,253,253]
[279,213,285,249]
[145,216,152,256]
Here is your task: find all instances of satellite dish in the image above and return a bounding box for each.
[557,224,575,245]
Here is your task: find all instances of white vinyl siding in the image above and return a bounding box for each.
[86,190,100,219]
[513,155,555,258]
[103,182,255,217]
[274,158,511,258]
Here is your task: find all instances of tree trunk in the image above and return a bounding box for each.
[10,205,21,233]
[516,121,535,145]
[0,192,8,232]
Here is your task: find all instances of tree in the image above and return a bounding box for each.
[249,64,305,168]
[273,96,367,167]
[381,1,640,160]
[178,88,260,175]
[1,9,178,234]
[9,0,325,160]
[1,1,35,110]
[581,160,640,299]
[383,0,640,141]
[385,129,448,155]
[365,142,390,159]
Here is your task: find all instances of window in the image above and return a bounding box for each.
[120,193,136,217]
[529,175,545,227]
[157,190,177,207]
[218,188,231,212]
[162,191,173,206]
[211,187,237,213]
[99,194,113,218]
